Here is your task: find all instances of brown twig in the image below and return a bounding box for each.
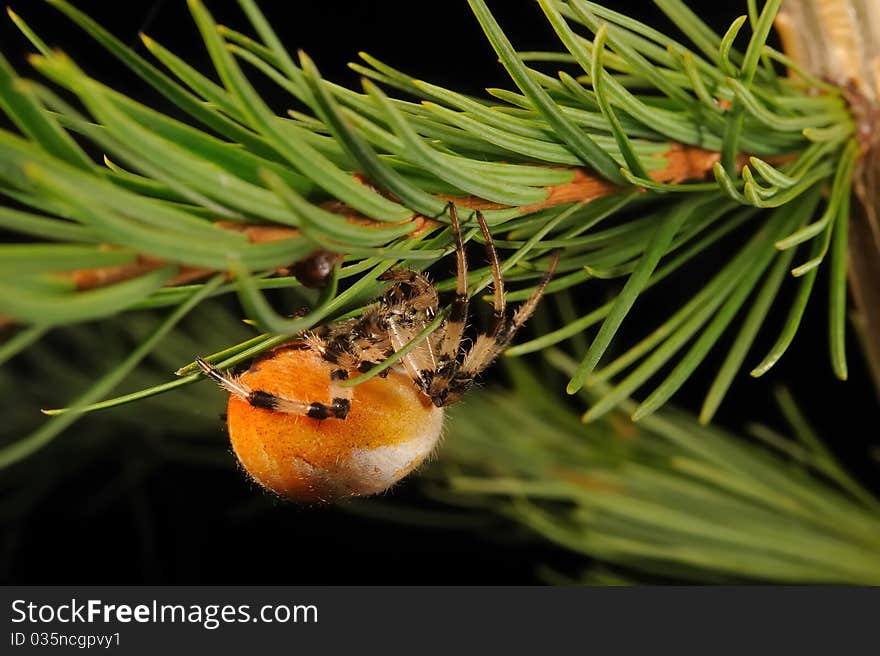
[39,143,728,294]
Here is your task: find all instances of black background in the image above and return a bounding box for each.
[0,1,877,585]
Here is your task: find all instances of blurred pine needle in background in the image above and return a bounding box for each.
[437,351,880,584]
[0,0,878,583]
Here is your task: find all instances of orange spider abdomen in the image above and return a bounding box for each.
[226,347,444,502]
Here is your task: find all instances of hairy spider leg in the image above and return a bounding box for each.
[437,203,469,365]
[459,250,560,378]
[375,268,441,380]
[475,210,507,335]
[425,207,533,406]
[306,323,386,375]
[196,355,353,420]
[441,210,510,384]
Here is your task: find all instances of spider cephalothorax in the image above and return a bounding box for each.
[198,204,558,501]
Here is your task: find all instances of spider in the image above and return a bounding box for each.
[198,203,559,502]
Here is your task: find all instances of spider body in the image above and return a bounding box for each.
[199,205,558,501]
[226,347,443,500]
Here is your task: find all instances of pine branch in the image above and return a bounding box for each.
[0,0,868,466]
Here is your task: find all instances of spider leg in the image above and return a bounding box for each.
[494,250,560,349]
[375,238,453,392]
[428,210,506,398]
[437,202,469,364]
[474,210,506,334]
[425,207,512,406]
[372,269,440,379]
[196,357,352,420]
[197,357,253,398]
[383,312,441,387]
[458,250,560,378]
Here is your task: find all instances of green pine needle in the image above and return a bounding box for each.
[0,0,864,441]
